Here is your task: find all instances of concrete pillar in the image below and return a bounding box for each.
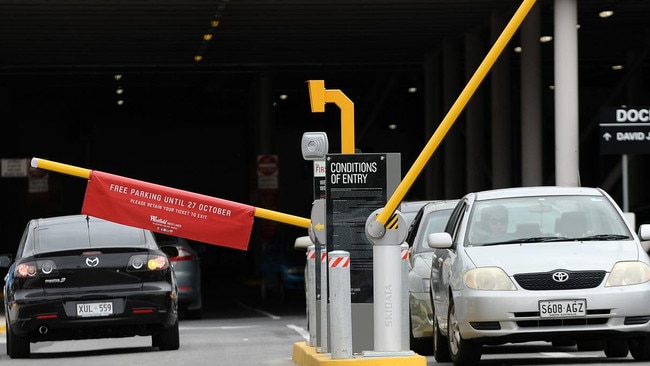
[553,0,580,186]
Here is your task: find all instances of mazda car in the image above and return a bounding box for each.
[0,214,180,358]
[428,186,650,365]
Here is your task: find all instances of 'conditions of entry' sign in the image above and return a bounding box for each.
[600,107,650,155]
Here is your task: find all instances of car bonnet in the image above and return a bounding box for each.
[463,240,643,274]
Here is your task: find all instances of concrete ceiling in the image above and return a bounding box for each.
[0,0,648,91]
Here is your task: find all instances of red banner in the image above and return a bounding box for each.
[81,170,255,250]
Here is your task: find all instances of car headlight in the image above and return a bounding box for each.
[464,267,517,291]
[605,261,650,287]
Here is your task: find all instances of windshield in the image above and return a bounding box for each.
[34,220,148,253]
[466,194,632,246]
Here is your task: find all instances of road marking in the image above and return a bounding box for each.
[287,324,309,341]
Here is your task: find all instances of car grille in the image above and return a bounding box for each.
[514,270,606,290]
[516,317,609,327]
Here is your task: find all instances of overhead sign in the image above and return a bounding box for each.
[599,107,650,154]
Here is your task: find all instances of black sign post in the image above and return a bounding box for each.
[325,152,400,353]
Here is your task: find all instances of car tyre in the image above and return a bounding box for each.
[629,335,650,361]
[408,313,432,355]
[604,338,629,358]
[6,318,30,359]
[448,300,481,366]
[183,307,203,320]
[153,319,180,351]
[433,313,451,362]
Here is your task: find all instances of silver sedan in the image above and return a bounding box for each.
[405,199,458,355]
[428,186,650,365]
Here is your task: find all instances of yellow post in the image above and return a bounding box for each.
[308,80,355,154]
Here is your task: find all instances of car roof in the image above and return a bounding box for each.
[399,200,433,213]
[31,214,108,227]
[471,186,604,201]
[420,199,460,212]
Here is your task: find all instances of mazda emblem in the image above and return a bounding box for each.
[85,257,99,267]
[552,271,569,282]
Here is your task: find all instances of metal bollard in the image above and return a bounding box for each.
[318,248,329,353]
[401,243,409,351]
[328,250,352,359]
[307,245,317,347]
[373,244,402,351]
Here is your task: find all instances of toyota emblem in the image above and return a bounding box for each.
[552,271,569,282]
[85,257,99,267]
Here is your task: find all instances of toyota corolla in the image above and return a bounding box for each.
[428,186,650,365]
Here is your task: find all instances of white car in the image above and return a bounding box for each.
[404,199,458,354]
[428,186,650,365]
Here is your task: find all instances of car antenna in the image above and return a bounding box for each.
[85,215,92,246]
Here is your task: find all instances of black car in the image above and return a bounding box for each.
[0,214,180,358]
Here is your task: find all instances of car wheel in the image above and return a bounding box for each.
[604,338,629,358]
[408,312,432,355]
[447,300,481,366]
[433,312,451,362]
[629,335,650,361]
[153,319,180,351]
[6,319,30,359]
[183,306,203,320]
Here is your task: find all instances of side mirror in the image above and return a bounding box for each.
[427,232,453,249]
[294,236,313,250]
[638,224,650,242]
[0,254,12,269]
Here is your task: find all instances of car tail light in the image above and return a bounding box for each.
[170,247,194,262]
[147,255,168,270]
[16,262,38,278]
[128,254,169,271]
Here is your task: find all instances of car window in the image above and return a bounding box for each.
[416,208,454,253]
[34,220,148,253]
[465,194,631,246]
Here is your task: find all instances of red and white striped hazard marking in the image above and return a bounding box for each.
[321,252,327,263]
[329,255,350,268]
[401,247,409,260]
[306,248,316,259]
